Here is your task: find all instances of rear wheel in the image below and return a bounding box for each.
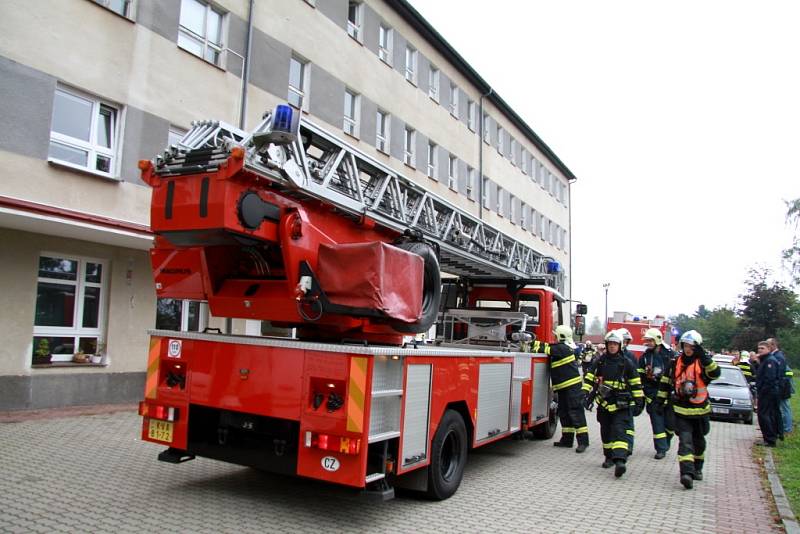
[426,409,468,500]
[391,241,441,334]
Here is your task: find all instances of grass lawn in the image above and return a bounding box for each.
[772,376,800,516]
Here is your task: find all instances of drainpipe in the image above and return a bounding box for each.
[478,87,493,220]
[238,0,255,130]
[568,178,575,301]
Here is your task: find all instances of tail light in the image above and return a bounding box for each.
[139,402,179,422]
[304,431,361,455]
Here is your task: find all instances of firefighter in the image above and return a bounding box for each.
[654,330,720,489]
[639,327,675,459]
[733,351,755,385]
[581,340,597,375]
[530,325,589,453]
[617,327,638,456]
[583,330,644,478]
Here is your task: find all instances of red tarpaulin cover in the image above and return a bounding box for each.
[317,242,423,323]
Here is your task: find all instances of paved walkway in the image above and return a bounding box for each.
[0,408,782,533]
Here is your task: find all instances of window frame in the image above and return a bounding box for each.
[483,113,490,144]
[347,1,364,42]
[449,83,459,118]
[91,0,136,19]
[378,23,393,64]
[466,166,475,200]
[448,155,458,190]
[428,66,440,102]
[405,45,418,85]
[288,55,310,112]
[427,141,438,179]
[467,100,476,131]
[343,89,361,138]
[33,252,109,363]
[497,126,504,155]
[403,126,416,167]
[482,177,490,209]
[156,298,209,333]
[178,0,226,67]
[510,138,517,166]
[48,85,121,179]
[376,109,390,154]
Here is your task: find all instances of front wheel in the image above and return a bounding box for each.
[426,409,468,500]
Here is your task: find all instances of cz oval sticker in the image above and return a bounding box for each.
[321,456,340,472]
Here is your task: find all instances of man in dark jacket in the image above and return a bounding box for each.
[654,330,720,489]
[530,325,589,453]
[767,338,794,435]
[757,341,783,446]
[639,327,675,459]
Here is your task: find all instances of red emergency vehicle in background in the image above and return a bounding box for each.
[606,311,671,357]
[137,106,578,500]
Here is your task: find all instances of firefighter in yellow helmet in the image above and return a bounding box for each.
[583,330,644,477]
[529,325,589,452]
[639,327,676,459]
[654,330,720,489]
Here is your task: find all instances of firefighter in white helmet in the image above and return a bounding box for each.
[582,330,644,478]
[654,330,720,489]
[528,325,589,452]
[639,327,676,459]
[616,327,638,456]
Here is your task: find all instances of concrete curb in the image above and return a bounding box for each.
[766,449,800,534]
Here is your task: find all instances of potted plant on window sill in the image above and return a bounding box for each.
[72,351,89,363]
[33,339,52,365]
[90,343,106,364]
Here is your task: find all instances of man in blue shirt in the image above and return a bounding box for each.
[767,338,794,435]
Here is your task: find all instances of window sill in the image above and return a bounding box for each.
[429,94,439,104]
[176,45,226,73]
[343,130,360,142]
[404,162,416,170]
[88,1,136,23]
[347,33,364,46]
[32,362,109,369]
[405,78,418,88]
[380,57,393,68]
[47,158,120,182]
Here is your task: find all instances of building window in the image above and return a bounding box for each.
[449,83,459,118]
[48,86,119,177]
[378,24,393,64]
[496,186,504,215]
[428,66,440,101]
[343,89,360,137]
[497,126,504,155]
[178,0,224,66]
[33,254,108,363]
[466,166,475,199]
[483,113,490,143]
[482,177,489,209]
[521,150,528,174]
[92,0,134,18]
[156,299,209,332]
[376,110,390,153]
[288,55,309,111]
[448,155,457,190]
[427,141,438,178]
[467,101,476,131]
[510,138,517,165]
[347,1,363,42]
[404,126,416,167]
[405,45,418,84]
[521,204,528,230]
[509,196,516,224]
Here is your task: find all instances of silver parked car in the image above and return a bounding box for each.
[708,363,754,425]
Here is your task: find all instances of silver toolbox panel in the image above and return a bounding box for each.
[401,364,432,467]
[532,361,550,423]
[476,363,512,441]
[510,379,523,432]
[513,355,531,380]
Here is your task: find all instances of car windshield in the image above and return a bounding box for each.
[715,367,747,387]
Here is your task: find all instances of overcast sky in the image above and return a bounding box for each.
[410,0,800,322]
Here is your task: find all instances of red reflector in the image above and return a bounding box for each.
[139,402,177,422]
[307,432,360,455]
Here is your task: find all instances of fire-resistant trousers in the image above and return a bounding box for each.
[597,407,632,462]
[674,415,710,476]
[758,394,782,445]
[556,386,589,446]
[646,401,669,453]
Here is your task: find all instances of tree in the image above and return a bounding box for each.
[695,305,712,320]
[739,268,799,336]
[784,197,800,286]
[703,307,739,352]
[587,316,604,335]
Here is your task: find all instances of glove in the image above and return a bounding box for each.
[633,401,644,417]
[582,392,594,411]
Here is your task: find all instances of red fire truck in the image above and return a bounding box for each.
[606,312,671,357]
[138,106,576,500]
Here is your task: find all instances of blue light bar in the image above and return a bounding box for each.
[546,260,561,274]
[273,104,294,134]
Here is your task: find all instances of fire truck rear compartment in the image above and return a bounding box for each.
[187,404,299,475]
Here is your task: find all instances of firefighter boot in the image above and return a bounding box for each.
[693,459,704,481]
[614,460,626,478]
[680,473,694,489]
[575,434,589,453]
[602,456,614,469]
[553,434,574,448]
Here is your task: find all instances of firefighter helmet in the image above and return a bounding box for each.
[740,350,749,358]
[554,324,573,342]
[617,328,633,341]
[680,330,703,346]
[643,328,663,344]
[604,330,623,345]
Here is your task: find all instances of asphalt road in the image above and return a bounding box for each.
[0,409,780,533]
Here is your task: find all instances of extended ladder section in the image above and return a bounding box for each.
[154,110,564,292]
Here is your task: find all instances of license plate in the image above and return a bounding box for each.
[148,420,173,443]
[712,407,730,415]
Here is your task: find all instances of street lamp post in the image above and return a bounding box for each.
[602,283,610,333]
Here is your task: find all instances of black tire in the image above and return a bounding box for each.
[745,414,754,425]
[531,393,558,439]
[426,409,468,500]
[391,241,441,334]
